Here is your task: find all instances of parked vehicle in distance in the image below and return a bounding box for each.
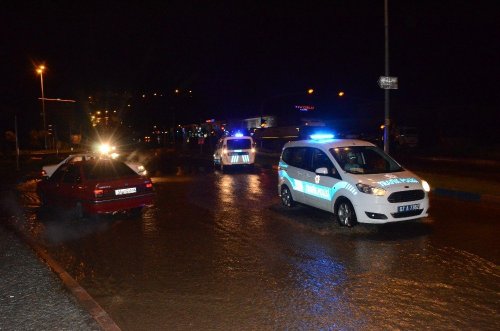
[394,126,419,148]
[213,133,256,172]
[37,158,154,218]
[278,134,430,227]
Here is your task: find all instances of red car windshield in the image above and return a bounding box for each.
[83,160,138,180]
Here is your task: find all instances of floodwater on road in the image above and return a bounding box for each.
[8,167,500,331]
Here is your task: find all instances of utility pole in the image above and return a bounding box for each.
[383,0,390,153]
[36,66,48,150]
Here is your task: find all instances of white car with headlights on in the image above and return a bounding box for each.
[278,134,430,227]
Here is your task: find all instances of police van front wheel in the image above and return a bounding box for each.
[280,185,295,208]
[335,199,357,227]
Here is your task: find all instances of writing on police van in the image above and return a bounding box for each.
[377,177,419,187]
[304,183,330,200]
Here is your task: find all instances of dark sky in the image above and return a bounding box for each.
[1,1,498,133]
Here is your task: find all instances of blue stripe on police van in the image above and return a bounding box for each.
[279,170,357,201]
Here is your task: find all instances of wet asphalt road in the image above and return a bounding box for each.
[12,165,500,330]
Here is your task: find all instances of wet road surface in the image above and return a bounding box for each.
[11,167,500,330]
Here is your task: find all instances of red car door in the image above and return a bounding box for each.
[41,164,68,205]
[58,163,86,209]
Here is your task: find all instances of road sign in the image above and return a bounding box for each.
[378,76,398,89]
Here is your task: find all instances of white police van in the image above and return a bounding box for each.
[278,134,430,226]
[213,133,256,172]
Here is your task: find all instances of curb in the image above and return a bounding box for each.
[431,188,500,203]
[4,221,121,331]
[431,188,480,201]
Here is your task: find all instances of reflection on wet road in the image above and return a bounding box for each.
[11,168,500,330]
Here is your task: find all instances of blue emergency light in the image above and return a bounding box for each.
[310,133,335,140]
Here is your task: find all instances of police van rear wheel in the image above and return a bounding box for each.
[335,199,357,227]
[280,185,295,208]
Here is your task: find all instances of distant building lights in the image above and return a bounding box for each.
[295,105,315,112]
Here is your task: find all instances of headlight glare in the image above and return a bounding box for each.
[99,144,111,154]
[422,180,431,192]
[356,183,386,196]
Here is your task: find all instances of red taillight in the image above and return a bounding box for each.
[146,182,153,189]
[94,189,104,198]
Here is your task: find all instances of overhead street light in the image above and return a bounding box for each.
[36,65,47,149]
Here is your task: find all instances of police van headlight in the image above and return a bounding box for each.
[356,183,386,196]
[421,180,431,192]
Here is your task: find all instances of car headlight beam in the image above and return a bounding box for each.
[422,180,431,192]
[99,143,111,154]
[356,183,386,196]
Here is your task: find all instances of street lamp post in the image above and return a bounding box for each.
[36,65,47,149]
[383,0,390,153]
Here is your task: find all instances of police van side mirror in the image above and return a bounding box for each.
[315,167,328,175]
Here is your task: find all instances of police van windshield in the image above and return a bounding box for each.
[330,146,403,174]
[227,139,252,150]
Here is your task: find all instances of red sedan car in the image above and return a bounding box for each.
[37,158,154,218]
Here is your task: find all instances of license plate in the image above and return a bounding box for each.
[115,187,136,195]
[398,203,420,212]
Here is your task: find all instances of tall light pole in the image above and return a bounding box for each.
[36,65,47,149]
[383,0,390,153]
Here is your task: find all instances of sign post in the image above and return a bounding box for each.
[378,75,398,154]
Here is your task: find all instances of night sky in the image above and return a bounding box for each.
[1,1,498,141]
